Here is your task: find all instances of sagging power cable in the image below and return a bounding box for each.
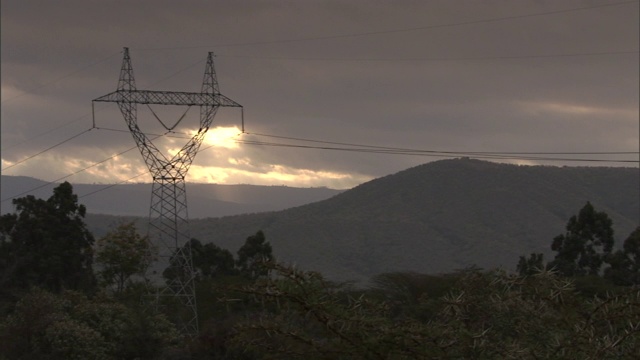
[0,132,168,203]
[2,128,94,171]
[237,130,640,163]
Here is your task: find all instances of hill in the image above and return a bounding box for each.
[130,158,637,283]
[1,176,343,218]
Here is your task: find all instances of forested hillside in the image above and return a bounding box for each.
[85,158,639,282]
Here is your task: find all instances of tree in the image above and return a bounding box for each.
[369,271,459,321]
[0,182,95,293]
[237,230,273,279]
[516,253,545,276]
[0,288,179,359]
[548,202,614,277]
[191,239,237,278]
[605,226,640,286]
[230,264,640,359]
[622,226,640,278]
[163,238,236,283]
[95,222,156,293]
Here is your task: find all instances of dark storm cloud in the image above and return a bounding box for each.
[2,0,638,187]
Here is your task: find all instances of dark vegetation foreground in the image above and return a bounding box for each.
[1,182,639,359]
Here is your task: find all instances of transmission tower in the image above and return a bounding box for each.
[93,48,242,336]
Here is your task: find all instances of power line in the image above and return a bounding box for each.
[78,172,148,199]
[1,58,208,154]
[78,130,244,201]
[2,131,237,202]
[95,127,192,139]
[0,114,90,152]
[237,139,638,164]
[1,128,94,171]
[3,121,636,183]
[3,128,636,204]
[6,48,633,155]
[5,0,637,152]
[138,1,639,51]
[7,110,635,172]
[1,51,122,105]
[1,58,212,168]
[0,132,167,204]
[141,58,206,89]
[219,51,639,63]
[4,1,637,152]
[9,138,638,203]
[244,132,639,156]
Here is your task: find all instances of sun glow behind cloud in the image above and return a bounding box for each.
[18,124,368,189]
[159,126,373,188]
[187,163,370,189]
[519,101,638,118]
[1,124,365,189]
[198,126,242,149]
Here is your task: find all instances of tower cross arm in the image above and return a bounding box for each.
[93,90,242,107]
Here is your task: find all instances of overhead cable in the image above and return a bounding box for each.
[1,57,206,153]
[1,128,94,171]
[236,139,638,164]
[219,51,639,63]
[243,132,639,156]
[1,114,90,152]
[138,1,639,51]
[78,172,148,199]
[3,128,636,203]
[1,51,122,105]
[0,132,167,204]
[238,127,640,162]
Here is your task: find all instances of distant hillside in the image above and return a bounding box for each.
[86,158,635,283]
[1,176,343,218]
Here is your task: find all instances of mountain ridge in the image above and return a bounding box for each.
[5,159,638,283]
[1,176,343,218]
[175,159,639,282]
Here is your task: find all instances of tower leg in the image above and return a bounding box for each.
[151,177,198,336]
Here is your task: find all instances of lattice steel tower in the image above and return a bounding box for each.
[93,48,242,336]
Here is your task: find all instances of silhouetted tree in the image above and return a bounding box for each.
[0,182,95,293]
[605,226,640,286]
[237,230,273,279]
[163,238,237,283]
[96,222,156,293]
[516,253,545,276]
[369,271,459,321]
[623,226,640,276]
[191,238,237,279]
[548,202,614,276]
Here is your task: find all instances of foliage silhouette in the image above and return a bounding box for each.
[96,221,156,293]
[548,201,614,276]
[237,230,273,279]
[0,182,95,294]
[229,263,640,359]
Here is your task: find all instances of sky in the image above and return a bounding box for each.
[1,0,638,192]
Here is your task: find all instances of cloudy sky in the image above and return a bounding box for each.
[2,0,638,192]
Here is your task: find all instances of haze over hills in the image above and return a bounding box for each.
[85,158,638,283]
[0,176,343,218]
